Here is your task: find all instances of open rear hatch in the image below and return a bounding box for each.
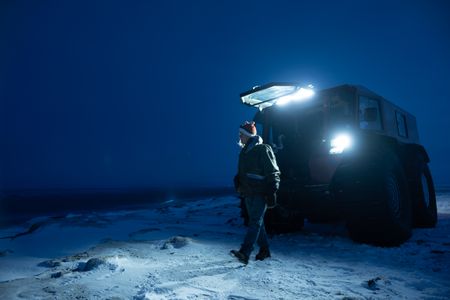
[240,83,299,110]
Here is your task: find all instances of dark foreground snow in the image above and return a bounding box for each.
[0,193,449,299]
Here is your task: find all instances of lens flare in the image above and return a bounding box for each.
[329,134,352,154]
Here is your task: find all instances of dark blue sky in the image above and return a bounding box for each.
[1,0,449,190]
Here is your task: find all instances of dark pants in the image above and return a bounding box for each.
[240,195,269,257]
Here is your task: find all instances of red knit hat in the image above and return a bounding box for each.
[239,121,257,137]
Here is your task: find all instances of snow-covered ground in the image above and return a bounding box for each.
[0,192,449,299]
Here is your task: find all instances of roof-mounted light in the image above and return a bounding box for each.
[276,87,315,106]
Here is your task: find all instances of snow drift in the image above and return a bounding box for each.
[0,192,449,299]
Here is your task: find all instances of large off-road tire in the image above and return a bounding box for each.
[413,163,437,227]
[346,151,413,246]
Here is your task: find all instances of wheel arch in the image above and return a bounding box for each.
[329,134,413,208]
[330,134,402,191]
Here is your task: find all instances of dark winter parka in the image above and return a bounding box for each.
[236,135,280,197]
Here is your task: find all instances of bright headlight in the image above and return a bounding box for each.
[329,134,352,154]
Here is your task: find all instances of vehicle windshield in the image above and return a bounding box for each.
[325,90,355,134]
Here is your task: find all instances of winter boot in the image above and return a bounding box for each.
[255,247,271,261]
[230,249,249,265]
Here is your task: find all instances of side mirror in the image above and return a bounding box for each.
[363,107,378,122]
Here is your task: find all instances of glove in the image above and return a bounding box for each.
[265,193,277,209]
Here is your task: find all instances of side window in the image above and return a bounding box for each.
[396,111,408,137]
[359,96,382,131]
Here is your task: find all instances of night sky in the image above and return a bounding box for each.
[1,0,449,190]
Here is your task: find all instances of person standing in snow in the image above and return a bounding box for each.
[231,121,280,264]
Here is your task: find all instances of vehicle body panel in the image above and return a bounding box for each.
[241,83,425,218]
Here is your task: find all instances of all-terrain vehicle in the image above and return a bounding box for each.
[240,83,437,245]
